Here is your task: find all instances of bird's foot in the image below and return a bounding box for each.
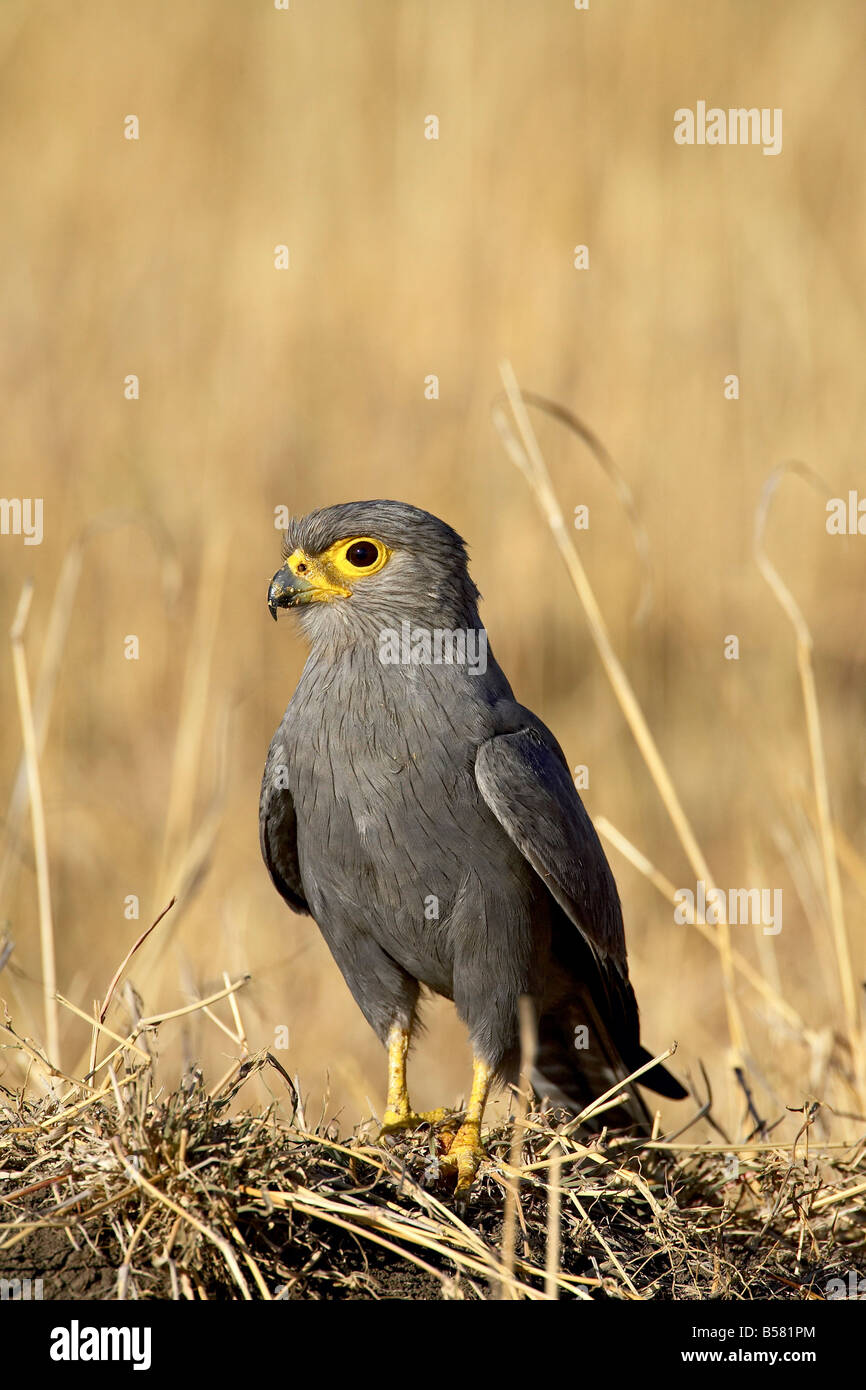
[438,1119,486,1197]
[379,1106,448,1138]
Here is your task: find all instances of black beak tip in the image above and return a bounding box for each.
[267,578,284,620]
[268,572,291,622]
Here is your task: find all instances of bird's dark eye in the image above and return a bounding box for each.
[328,535,390,578]
[345,541,379,569]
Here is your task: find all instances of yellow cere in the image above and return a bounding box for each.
[282,548,351,600]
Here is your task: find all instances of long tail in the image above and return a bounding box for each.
[532,988,685,1133]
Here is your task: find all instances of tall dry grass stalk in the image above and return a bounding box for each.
[9,581,59,1068]
[754,463,860,1079]
[499,996,537,1298]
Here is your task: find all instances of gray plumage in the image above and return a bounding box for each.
[261,500,685,1126]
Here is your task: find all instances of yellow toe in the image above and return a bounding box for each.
[439,1121,486,1194]
[380,1106,448,1138]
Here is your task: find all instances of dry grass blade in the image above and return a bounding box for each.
[754,463,858,1060]
[55,994,151,1065]
[0,1020,85,1090]
[99,897,177,1024]
[544,1140,562,1300]
[499,996,536,1298]
[9,581,59,1068]
[137,976,250,1027]
[561,1045,681,1135]
[595,817,807,1034]
[511,389,654,625]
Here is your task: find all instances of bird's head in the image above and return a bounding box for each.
[268,500,482,644]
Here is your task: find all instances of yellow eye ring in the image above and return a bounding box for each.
[324,536,391,579]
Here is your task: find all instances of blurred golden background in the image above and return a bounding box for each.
[1,1,864,1141]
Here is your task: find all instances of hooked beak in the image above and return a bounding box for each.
[268,565,315,619]
[268,564,308,619]
[267,557,350,619]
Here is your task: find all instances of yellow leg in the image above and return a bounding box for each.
[380,1023,447,1134]
[440,1056,493,1194]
